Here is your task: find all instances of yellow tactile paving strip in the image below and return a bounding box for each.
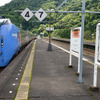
[15,40,36,100]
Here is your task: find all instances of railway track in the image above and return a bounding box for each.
[52,38,95,49]
[44,38,95,58]
[53,38,95,57]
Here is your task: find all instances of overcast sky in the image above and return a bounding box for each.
[0,0,12,7]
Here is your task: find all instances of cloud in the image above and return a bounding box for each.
[0,0,12,6]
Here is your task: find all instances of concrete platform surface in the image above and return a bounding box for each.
[0,39,100,100]
[29,39,100,100]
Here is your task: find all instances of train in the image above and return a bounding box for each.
[0,18,34,67]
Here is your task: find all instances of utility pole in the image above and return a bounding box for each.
[49,12,51,44]
[47,11,52,51]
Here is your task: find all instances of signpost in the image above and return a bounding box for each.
[69,27,81,75]
[70,27,81,53]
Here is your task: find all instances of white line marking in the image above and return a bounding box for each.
[9,91,12,93]
[18,73,20,75]
[16,78,18,80]
[43,40,94,65]
[19,70,22,72]
[13,83,16,86]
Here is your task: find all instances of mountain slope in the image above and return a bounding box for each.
[0,0,100,39]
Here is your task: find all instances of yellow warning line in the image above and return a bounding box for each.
[15,40,36,100]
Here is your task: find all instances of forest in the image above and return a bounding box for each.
[0,0,100,40]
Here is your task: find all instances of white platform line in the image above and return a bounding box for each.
[43,40,95,66]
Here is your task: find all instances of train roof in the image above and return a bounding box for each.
[0,18,12,25]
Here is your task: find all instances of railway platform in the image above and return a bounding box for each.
[28,39,99,100]
[0,39,100,100]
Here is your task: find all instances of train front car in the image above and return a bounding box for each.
[0,19,21,67]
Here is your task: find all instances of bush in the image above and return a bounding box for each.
[84,30,92,40]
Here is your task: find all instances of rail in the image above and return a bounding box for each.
[52,38,95,49]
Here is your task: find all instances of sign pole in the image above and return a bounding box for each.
[93,64,98,87]
[78,0,85,83]
[69,27,81,71]
[68,29,73,68]
[49,12,51,44]
[47,12,52,51]
[77,27,81,76]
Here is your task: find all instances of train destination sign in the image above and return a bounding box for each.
[35,8,47,21]
[21,8,34,21]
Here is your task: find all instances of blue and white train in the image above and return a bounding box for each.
[0,18,33,67]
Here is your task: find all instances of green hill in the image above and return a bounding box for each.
[0,0,100,40]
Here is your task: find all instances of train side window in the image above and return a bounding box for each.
[1,35,3,47]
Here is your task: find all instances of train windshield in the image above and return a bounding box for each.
[0,19,12,26]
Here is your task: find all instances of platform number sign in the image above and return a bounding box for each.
[35,8,47,21]
[21,8,34,21]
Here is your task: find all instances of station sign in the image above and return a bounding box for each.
[21,8,47,22]
[69,27,81,74]
[70,27,81,53]
[21,8,34,21]
[46,27,54,31]
[40,32,44,35]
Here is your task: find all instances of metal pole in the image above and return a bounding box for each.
[93,24,99,87]
[78,0,85,83]
[49,12,51,44]
[89,22,99,91]
[69,29,73,68]
[55,0,67,11]
[47,12,52,51]
[77,27,82,75]
[93,64,98,87]
[89,23,99,91]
